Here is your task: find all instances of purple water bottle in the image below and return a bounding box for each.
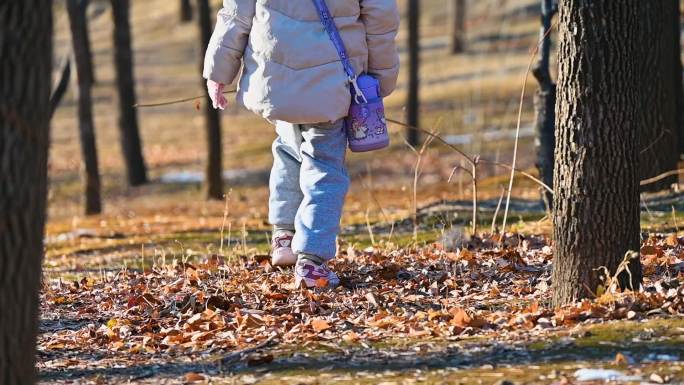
[346,74,390,152]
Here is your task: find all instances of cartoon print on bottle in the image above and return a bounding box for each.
[375,107,386,135]
[351,106,370,140]
[352,119,368,139]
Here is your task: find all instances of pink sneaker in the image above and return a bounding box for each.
[271,231,297,266]
[295,259,340,289]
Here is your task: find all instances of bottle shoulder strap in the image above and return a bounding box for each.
[311,0,357,80]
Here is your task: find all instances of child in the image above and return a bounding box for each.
[203,0,400,288]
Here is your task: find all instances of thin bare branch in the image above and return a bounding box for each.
[134,89,237,108]
[388,118,475,166]
[640,168,684,186]
[479,159,553,194]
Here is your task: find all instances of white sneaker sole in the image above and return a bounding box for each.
[272,248,297,266]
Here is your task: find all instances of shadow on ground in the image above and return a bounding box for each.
[39,319,684,383]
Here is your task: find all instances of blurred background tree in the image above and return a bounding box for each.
[197,0,224,200]
[180,0,193,22]
[67,0,102,215]
[531,0,556,211]
[406,0,420,146]
[448,0,467,54]
[111,0,148,186]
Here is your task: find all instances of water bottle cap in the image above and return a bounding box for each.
[356,74,379,99]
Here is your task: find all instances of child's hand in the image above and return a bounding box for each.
[207,80,228,110]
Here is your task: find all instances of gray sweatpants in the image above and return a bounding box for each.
[268,120,350,260]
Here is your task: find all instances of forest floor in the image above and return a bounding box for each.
[41,0,684,383]
[38,211,684,385]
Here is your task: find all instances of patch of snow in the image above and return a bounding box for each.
[574,368,641,382]
[644,353,680,362]
[444,125,535,146]
[160,171,204,184]
[159,169,269,185]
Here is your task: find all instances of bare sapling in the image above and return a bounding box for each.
[219,190,232,256]
[448,159,479,236]
[405,130,438,242]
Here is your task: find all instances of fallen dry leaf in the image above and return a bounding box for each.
[614,352,628,366]
[311,318,331,333]
[183,372,205,384]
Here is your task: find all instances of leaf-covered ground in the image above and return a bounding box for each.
[38,231,684,384]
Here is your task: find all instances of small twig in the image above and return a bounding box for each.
[359,179,390,224]
[359,164,390,224]
[448,164,474,181]
[479,159,553,194]
[471,159,479,236]
[502,20,558,234]
[50,57,72,118]
[390,118,474,165]
[594,251,639,293]
[640,168,684,186]
[458,159,465,197]
[639,130,666,155]
[388,221,396,244]
[582,283,598,299]
[216,335,278,365]
[390,119,553,193]
[491,185,506,234]
[672,206,679,233]
[406,130,438,241]
[365,208,376,246]
[219,190,232,255]
[641,194,654,222]
[241,222,247,256]
[448,160,478,235]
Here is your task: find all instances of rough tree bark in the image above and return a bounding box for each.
[638,0,679,192]
[111,0,148,186]
[448,0,466,54]
[198,0,224,200]
[68,0,102,215]
[552,1,646,307]
[552,0,648,305]
[180,0,193,22]
[407,0,420,145]
[0,1,52,383]
[672,1,684,157]
[531,0,556,211]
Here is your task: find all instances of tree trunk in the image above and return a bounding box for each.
[448,0,466,54]
[532,0,556,211]
[198,0,224,200]
[552,0,644,307]
[0,1,52,384]
[407,0,420,145]
[50,58,72,118]
[76,0,95,84]
[111,0,148,186]
[672,1,684,158]
[180,0,193,22]
[638,0,680,192]
[68,0,102,215]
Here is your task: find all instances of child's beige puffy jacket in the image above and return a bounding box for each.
[203,0,400,124]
